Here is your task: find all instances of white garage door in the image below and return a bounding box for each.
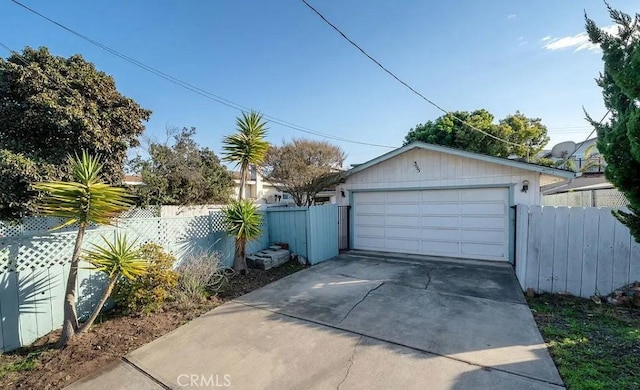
[353,188,510,261]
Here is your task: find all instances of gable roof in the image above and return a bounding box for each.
[346,141,576,179]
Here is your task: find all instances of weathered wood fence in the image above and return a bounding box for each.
[515,205,640,298]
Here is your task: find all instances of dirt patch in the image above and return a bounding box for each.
[0,261,306,389]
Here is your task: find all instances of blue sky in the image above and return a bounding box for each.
[1,0,636,166]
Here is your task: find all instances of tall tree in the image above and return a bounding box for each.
[34,152,134,347]
[586,6,640,241]
[263,139,345,206]
[404,109,550,160]
[222,111,269,200]
[0,47,151,219]
[130,127,234,206]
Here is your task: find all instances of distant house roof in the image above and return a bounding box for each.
[347,141,576,179]
[123,175,144,185]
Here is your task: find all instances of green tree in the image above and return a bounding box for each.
[131,127,234,206]
[404,109,550,160]
[586,6,640,241]
[223,199,263,274]
[222,111,269,200]
[0,47,151,218]
[33,152,134,347]
[263,139,345,206]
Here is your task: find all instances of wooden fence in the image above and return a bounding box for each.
[0,205,339,352]
[266,204,338,264]
[515,205,640,298]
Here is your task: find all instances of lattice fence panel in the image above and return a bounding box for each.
[593,189,630,208]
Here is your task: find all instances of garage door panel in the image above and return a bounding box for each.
[460,202,505,215]
[421,189,458,201]
[461,242,506,259]
[391,191,422,202]
[461,229,506,244]
[355,237,385,250]
[421,227,460,240]
[353,188,510,262]
[461,216,505,229]
[420,203,460,215]
[357,192,386,202]
[385,238,420,252]
[386,203,420,214]
[421,240,460,255]
[385,215,420,226]
[421,216,459,228]
[355,217,386,227]
[356,203,384,214]
[385,227,421,239]
[355,226,385,238]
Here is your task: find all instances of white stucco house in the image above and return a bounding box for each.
[231,167,337,205]
[335,142,575,263]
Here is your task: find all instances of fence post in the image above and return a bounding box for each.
[515,205,529,291]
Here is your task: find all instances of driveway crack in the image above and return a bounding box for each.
[424,268,432,290]
[337,336,362,390]
[338,282,384,324]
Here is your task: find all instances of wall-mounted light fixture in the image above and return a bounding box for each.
[521,179,530,193]
[340,189,346,198]
[413,161,421,173]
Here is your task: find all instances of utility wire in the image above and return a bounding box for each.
[559,109,611,166]
[299,0,523,148]
[8,0,396,149]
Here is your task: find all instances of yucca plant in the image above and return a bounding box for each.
[80,234,147,332]
[33,151,134,347]
[222,111,269,200]
[223,199,263,273]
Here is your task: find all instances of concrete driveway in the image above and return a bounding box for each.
[68,252,563,389]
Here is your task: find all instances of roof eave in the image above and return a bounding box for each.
[345,142,577,180]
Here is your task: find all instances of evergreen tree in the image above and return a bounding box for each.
[586,6,640,241]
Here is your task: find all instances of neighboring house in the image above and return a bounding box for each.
[232,166,338,205]
[541,137,605,173]
[231,167,297,205]
[122,174,144,186]
[335,141,575,263]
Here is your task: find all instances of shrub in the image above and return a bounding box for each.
[175,251,228,304]
[113,243,178,315]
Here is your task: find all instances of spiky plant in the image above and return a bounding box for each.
[222,111,269,200]
[33,151,134,346]
[223,199,263,273]
[80,234,148,332]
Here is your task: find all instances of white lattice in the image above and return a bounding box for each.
[121,207,160,219]
[0,214,237,274]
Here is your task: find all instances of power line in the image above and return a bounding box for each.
[299,0,523,148]
[559,109,611,166]
[8,0,396,150]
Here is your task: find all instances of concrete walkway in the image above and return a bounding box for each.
[67,252,564,389]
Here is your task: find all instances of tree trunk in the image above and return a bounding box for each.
[57,222,86,348]
[238,163,247,200]
[78,276,117,333]
[233,237,248,274]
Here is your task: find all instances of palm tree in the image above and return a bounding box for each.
[223,199,263,274]
[222,111,269,200]
[33,151,134,347]
[80,234,148,333]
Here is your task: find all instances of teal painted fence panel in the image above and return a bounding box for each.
[307,204,339,264]
[266,208,308,257]
[0,214,246,352]
[0,205,337,353]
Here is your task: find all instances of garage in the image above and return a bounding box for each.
[337,141,576,263]
[353,188,510,261]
